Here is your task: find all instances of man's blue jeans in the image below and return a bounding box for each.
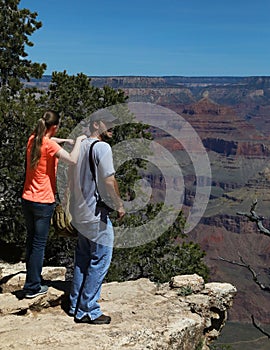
[22,199,55,292]
[69,219,114,320]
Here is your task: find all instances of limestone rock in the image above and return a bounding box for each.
[0,262,66,293]
[0,287,64,315]
[0,262,237,350]
[170,273,205,293]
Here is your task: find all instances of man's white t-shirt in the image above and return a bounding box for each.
[69,138,115,233]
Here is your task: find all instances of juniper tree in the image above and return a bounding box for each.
[0,0,46,94]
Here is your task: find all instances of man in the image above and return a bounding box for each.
[68,110,125,324]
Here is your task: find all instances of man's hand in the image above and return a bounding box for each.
[117,205,126,221]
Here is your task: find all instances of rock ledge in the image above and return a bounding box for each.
[0,262,236,350]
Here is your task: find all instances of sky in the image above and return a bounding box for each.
[20,0,270,77]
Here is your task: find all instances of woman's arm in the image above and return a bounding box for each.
[55,135,87,164]
[51,137,74,145]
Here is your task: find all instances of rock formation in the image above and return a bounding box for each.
[0,262,236,350]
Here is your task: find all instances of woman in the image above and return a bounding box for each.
[21,110,86,298]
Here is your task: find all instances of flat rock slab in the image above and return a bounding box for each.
[0,274,237,350]
[0,287,64,315]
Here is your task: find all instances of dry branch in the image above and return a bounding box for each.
[251,315,270,339]
[219,200,270,338]
[218,254,270,292]
[237,199,270,236]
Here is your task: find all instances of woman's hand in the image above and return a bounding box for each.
[56,135,87,164]
[65,138,75,145]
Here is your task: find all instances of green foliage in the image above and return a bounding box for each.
[177,286,193,296]
[0,89,46,245]
[44,232,77,278]
[0,0,47,246]
[106,210,209,283]
[195,339,204,350]
[45,71,128,138]
[103,104,152,199]
[0,0,46,94]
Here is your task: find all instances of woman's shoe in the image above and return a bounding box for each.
[25,285,48,299]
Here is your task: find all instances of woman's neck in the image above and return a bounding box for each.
[45,126,56,138]
[45,132,53,138]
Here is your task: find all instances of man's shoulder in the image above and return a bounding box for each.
[81,139,112,158]
[81,138,107,148]
[93,140,111,152]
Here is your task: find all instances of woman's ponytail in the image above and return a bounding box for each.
[30,111,60,168]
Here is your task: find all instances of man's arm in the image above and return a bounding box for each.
[104,175,125,220]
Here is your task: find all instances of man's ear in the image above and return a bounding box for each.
[93,121,100,130]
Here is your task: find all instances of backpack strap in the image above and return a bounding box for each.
[89,140,100,200]
[88,140,100,182]
[88,140,114,217]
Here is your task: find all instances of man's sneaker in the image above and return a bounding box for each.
[25,285,48,299]
[74,314,111,325]
[68,310,75,317]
